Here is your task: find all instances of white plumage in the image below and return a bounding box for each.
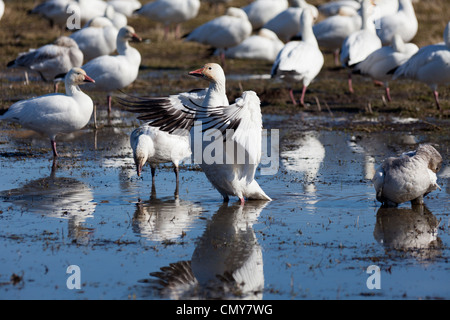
[70,16,118,62]
[121,63,271,204]
[7,36,83,89]
[375,0,418,45]
[218,28,284,62]
[242,0,288,30]
[184,7,252,65]
[81,26,141,112]
[0,68,95,158]
[107,0,142,17]
[271,8,324,106]
[354,34,419,101]
[393,21,450,111]
[136,0,200,38]
[373,144,442,207]
[130,123,191,186]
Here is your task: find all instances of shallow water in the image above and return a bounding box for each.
[0,107,449,300]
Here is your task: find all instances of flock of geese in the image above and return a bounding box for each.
[0,0,447,208]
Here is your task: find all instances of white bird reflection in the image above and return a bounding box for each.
[281,131,325,193]
[139,200,268,299]
[0,165,96,243]
[374,205,442,261]
[132,185,202,242]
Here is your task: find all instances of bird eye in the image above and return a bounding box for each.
[208,67,212,70]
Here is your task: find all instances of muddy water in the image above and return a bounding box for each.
[0,107,448,300]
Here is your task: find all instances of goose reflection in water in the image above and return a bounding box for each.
[374,205,442,261]
[139,200,268,299]
[0,163,96,243]
[132,184,202,242]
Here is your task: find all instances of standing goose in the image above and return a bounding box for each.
[121,63,271,204]
[373,144,442,207]
[184,7,252,66]
[0,68,95,158]
[393,22,450,111]
[81,26,142,113]
[375,0,418,45]
[353,34,419,101]
[271,7,324,106]
[7,36,83,91]
[340,0,382,93]
[242,0,288,31]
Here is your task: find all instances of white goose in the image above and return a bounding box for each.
[263,0,319,43]
[242,0,288,31]
[81,26,141,113]
[353,34,419,101]
[393,22,450,111]
[0,68,95,158]
[121,63,271,204]
[130,123,191,187]
[184,7,252,66]
[70,16,118,62]
[107,0,142,17]
[312,6,361,65]
[340,0,382,93]
[217,28,284,62]
[318,0,361,17]
[373,144,442,207]
[375,0,418,45]
[29,0,75,28]
[136,0,200,39]
[271,8,324,106]
[7,36,83,91]
[0,0,4,21]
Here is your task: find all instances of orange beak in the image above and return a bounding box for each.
[188,66,205,78]
[132,33,142,42]
[84,75,95,83]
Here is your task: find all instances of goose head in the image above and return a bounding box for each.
[54,36,79,49]
[188,63,225,83]
[118,25,142,43]
[416,144,443,173]
[66,67,95,85]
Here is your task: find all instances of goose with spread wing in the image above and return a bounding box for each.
[121,63,271,204]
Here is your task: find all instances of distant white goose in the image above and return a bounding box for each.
[0,68,95,158]
[0,0,4,21]
[393,22,450,111]
[130,123,191,187]
[7,36,83,91]
[340,0,382,93]
[76,0,109,24]
[81,26,142,113]
[271,8,324,106]
[373,144,442,207]
[136,0,200,39]
[29,0,75,28]
[218,28,284,62]
[104,4,128,29]
[121,63,271,204]
[70,16,118,61]
[263,0,319,43]
[353,34,419,101]
[318,0,361,16]
[184,7,252,66]
[312,6,361,65]
[107,0,142,17]
[375,0,418,45]
[242,0,288,30]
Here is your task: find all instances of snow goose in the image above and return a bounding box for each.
[130,123,191,190]
[29,0,75,28]
[318,0,361,17]
[393,22,450,111]
[135,0,200,39]
[81,26,142,113]
[70,16,118,61]
[312,6,361,65]
[104,4,128,29]
[0,68,95,158]
[375,0,418,45]
[373,144,442,207]
[340,0,382,93]
[121,63,271,204]
[7,36,83,91]
[107,0,142,17]
[271,8,324,106]
[242,0,288,31]
[353,34,419,101]
[263,0,318,43]
[76,0,109,24]
[217,28,284,62]
[184,7,252,66]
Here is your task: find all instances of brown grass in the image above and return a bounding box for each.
[0,0,449,119]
